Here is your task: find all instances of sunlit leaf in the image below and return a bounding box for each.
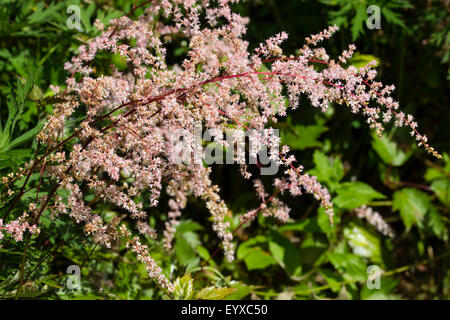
[334,182,386,209]
[392,188,430,230]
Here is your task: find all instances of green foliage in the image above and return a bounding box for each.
[371,132,411,167]
[268,231,302,277]
[328,252,367,282]
[335,182,386,210]
[281,117,328,150]
[393,188,429,230]
[173,275,196,300]
[174,221,203,269]
[319,0,412,40]
[0,68,42,157]
[237,236,278,271]
[348,53,380,69]
[344,222,382,264]
[307,150,344,191]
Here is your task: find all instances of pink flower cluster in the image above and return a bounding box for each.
[0,214,40,242]
[1,0,440,291]
[355,205,395,238]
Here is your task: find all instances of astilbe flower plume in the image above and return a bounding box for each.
[0,0,441,292]
[355,205,395,238]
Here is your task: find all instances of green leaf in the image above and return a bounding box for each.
[349,53,380,69]
[224,282,254,300]
[174,231,200,268]
[282,123,328,150]
[430,179,450,207]
[382,7,406,28]
[81,3,96,33]
[329,252,367,282]
[334,182,386,209]
[392,188,430,230]
[307,150,344,191]
[0,149,33,169]
[0,96,16,148]
[424,167,445,182]
[350,5,367,40]
[0,67,42,152]
[173,274,195,300]
[371,132,411,166]
[196,287,237,300]
[268,231,302,277]
[196,245,215,266]
[426,206,448,241]
[173,220,203,268]
[2,122,43,152]
[343,222,382,264]
[425,154,450,182]
[28,2,65,25]
[237,237,277,271]
[112,53,128,71]
[236,236,267,259]
[16,67,42,111]
[243,247,277,271]
[39,275,64,289]
[176,220,203,233]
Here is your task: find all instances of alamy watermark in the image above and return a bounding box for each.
[366,5,381,30]
[66,5,82,31]
[66,264,81,290]
[164,123,280,175]
[366,265,381,289]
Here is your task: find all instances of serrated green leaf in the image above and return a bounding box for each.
[307,150,344,191]
[334,182,386,209]
[0,149,33,169]
[237,238,277,271]
[244,248,277,271]
[392,188,430,230]
[371,132,411,166]
[175,234,199,268]
[329,252,367,282]
[382,7,406,28]
[236,236,267,260]
[173,274,195,300]
[282,123,328,150]
[351,5,367,40]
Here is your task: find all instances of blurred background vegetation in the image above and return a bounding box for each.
[0,0,449,300]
